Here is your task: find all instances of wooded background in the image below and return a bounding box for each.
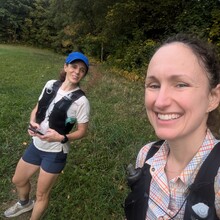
[1,0,220,76]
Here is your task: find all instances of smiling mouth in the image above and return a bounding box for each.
[72,75,79,80]
[157,113,180,120]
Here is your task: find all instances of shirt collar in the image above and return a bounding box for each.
[148,129,218,184]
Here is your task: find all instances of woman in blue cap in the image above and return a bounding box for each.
[4,52,90,219]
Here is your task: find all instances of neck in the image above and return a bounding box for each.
[165,127,207,180]
[61,81,78,91]
[167,127,207,164]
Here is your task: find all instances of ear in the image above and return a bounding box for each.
[207,84,220,112]
[64,63,68,71]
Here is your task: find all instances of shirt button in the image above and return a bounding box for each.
[151,167,155,172]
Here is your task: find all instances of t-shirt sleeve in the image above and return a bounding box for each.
[67,96,90,124]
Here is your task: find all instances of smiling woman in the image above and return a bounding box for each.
[124,34,220,220]
[145,41,214,142]
[3,51,91,220]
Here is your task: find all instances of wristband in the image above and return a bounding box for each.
[61,135,69,144]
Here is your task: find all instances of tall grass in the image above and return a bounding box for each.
[0,45,156,219]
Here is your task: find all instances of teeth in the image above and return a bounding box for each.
[158,114,180,120]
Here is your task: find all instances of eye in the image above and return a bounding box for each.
[69,64,77,69]
[80,68,86,74]
[145,82,160,89]
[176,82,189,88]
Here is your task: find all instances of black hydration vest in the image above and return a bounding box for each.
[124,141,220,220]
[35,80,85,135]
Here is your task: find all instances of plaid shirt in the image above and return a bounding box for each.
[136,129,220,219]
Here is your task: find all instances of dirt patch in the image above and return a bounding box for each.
[82,63,103,93]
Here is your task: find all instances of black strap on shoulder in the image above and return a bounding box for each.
[190,142,220,192]
[184,142,220,220]
[36,80,62,124]
[52,80,85,102]
[145,140,165,161]
[124,140,164,220]
[69,89,85,100]
[53,80,62,92]
[56,88,85,108]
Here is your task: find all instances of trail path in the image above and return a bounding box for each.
[83,63,103,92]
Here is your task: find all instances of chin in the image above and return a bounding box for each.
[155,131,177,140]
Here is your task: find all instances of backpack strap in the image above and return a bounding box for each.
[145,140,165,161]
[124,140,164,220]
[36,80,62,124]
[52,80,62,92]
[69,89,85,101]
[184,142,220,220]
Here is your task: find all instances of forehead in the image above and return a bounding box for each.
[150,42,197,67]
[147,42,206,77]
[70,60,87,68]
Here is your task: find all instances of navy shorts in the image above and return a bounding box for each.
[22,142,67,174]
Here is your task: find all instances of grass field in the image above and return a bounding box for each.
[0,45,156,219]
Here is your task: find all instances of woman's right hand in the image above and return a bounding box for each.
[28,122,41,136]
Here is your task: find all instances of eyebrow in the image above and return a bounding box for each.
[145,74,192,81]
[70,63,86,69]
[145,75,157,81]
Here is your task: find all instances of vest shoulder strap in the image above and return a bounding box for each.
[69,89,85,101]
[145,140,165,161]
[35,80,62,124]
[184,142,220,220]
[124,140,164,220]
[192,142,220,185]
[52,80,62,92]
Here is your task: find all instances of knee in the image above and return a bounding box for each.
[12,174,20,185]
[36,191,49,202]
[12,174,28,187]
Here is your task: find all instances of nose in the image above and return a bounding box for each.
[154,87,172,109]
[75,66,80,74]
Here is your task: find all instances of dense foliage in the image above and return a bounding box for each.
[1,0,220,76]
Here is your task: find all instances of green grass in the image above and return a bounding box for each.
[0,45,156,219]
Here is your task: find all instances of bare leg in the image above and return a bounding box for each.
[30,168,59,220]
[12,158,39,201]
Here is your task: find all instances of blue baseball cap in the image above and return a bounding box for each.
[65,52,89,70]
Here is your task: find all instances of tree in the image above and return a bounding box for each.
[209,8,220,47]
[0,0,34,42]
[175,0,220,38]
